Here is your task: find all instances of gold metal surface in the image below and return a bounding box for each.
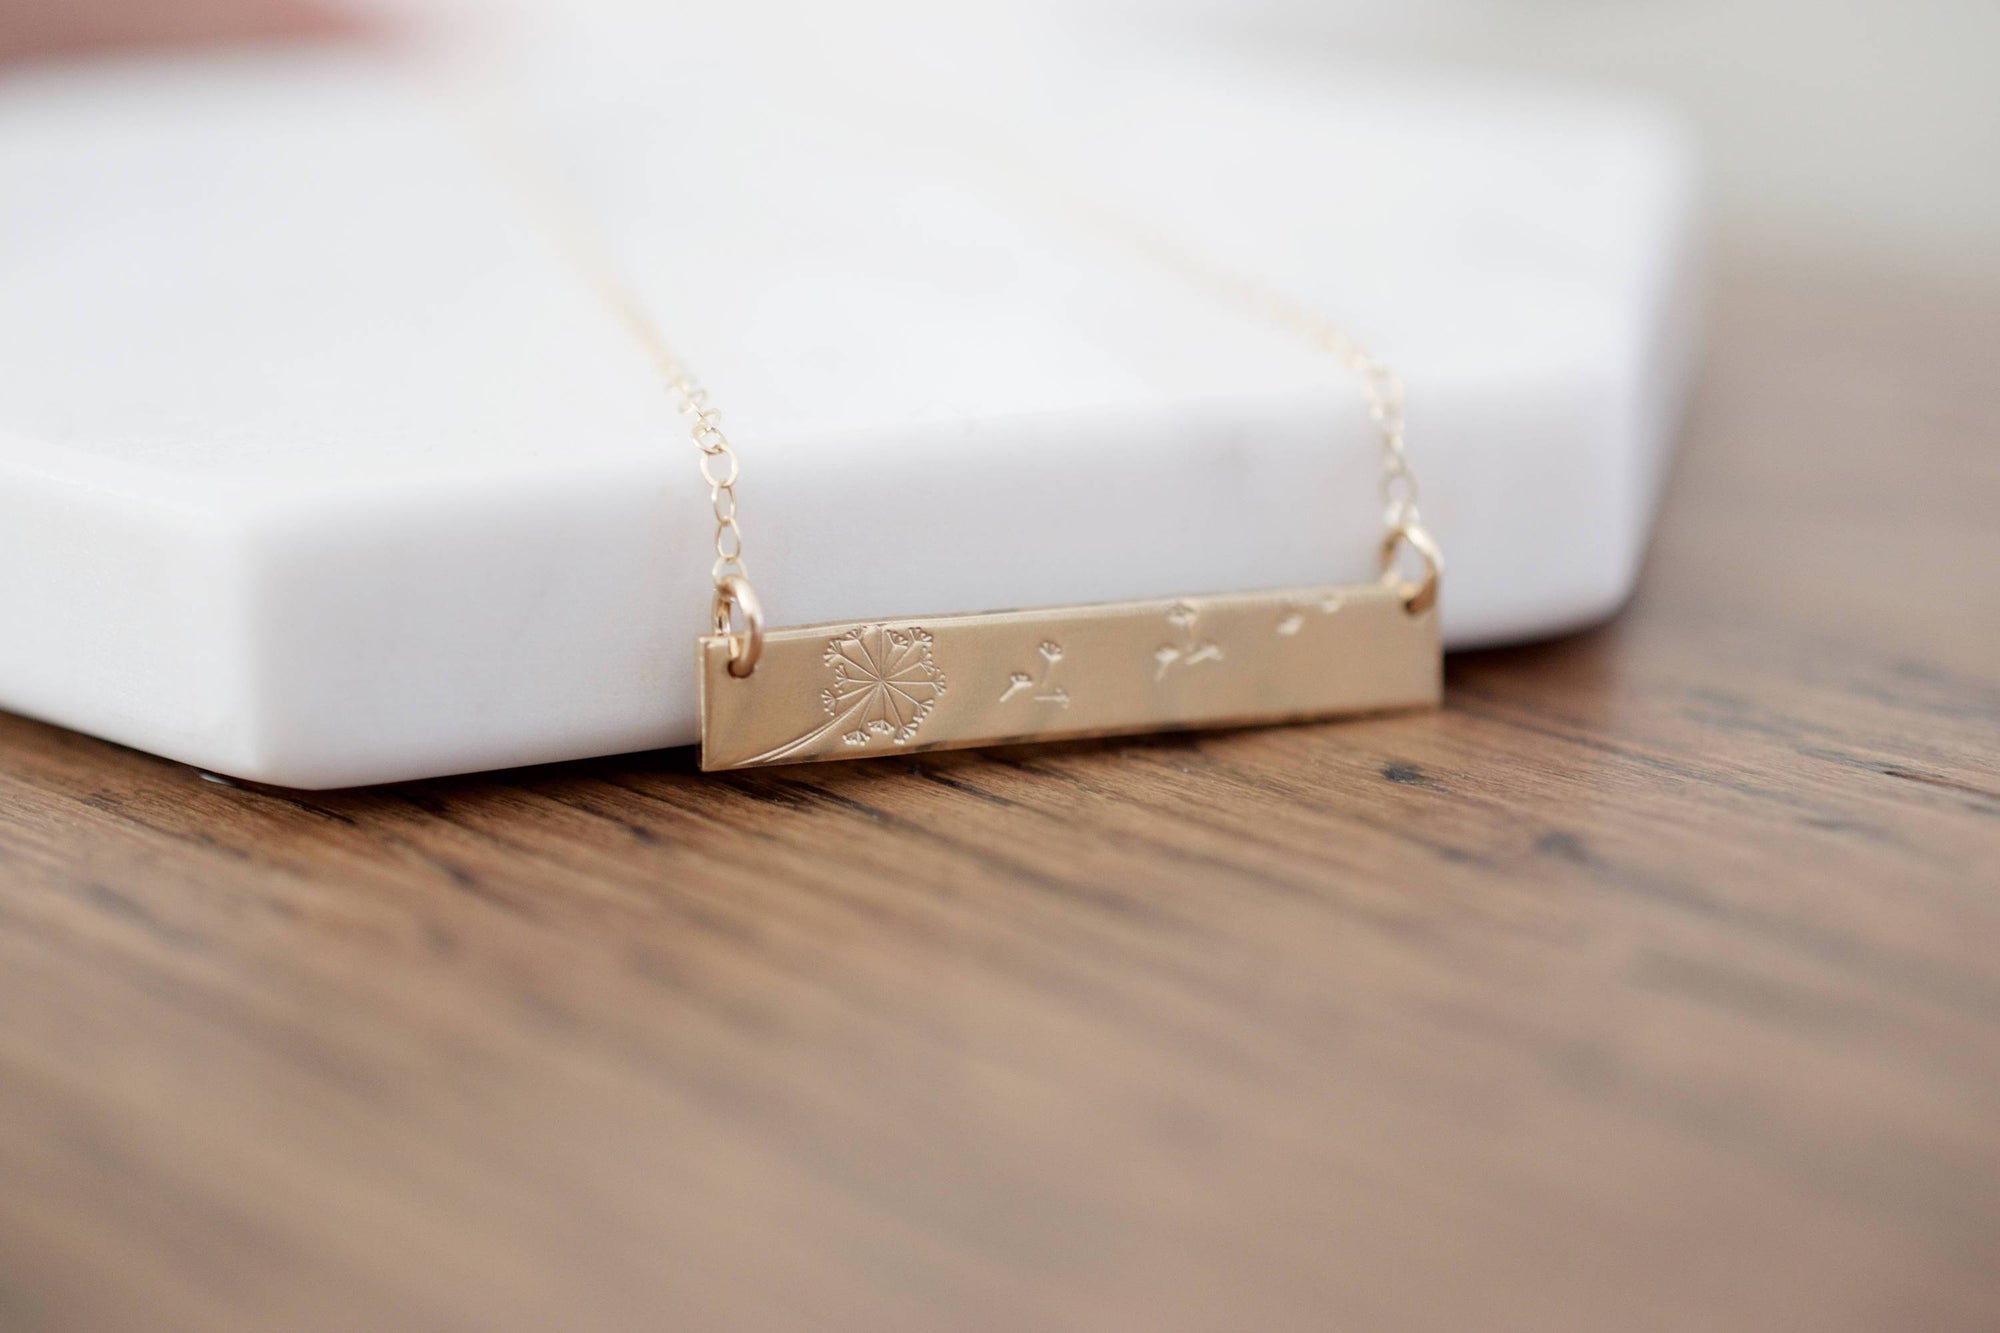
[699,582,1440,770]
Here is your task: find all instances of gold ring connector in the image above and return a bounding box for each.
[1379,523,1442,616]
[711,574,765,677]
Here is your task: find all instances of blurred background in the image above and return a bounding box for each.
[1150,0,2000,285]
[5,0,1995,286]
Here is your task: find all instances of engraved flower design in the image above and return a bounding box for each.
[737,624,948,767]
[821,626,948,747]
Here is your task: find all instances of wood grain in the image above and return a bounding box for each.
[1,262,1996,1332]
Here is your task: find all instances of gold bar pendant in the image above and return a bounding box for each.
[697,582,1439,771]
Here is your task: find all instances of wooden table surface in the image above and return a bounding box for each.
[1,263,1996,1333]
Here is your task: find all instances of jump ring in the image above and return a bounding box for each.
[1379,522,1443,616]
[711,574,764,677]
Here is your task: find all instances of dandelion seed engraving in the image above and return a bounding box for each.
[1153,602,1223,680]
[1001,640,1069,707]
[1277,593,1346,636]
[738,625,946,765]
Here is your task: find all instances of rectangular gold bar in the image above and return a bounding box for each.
[698,583,1439,771]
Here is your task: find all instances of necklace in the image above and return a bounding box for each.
[529,110,1443,771]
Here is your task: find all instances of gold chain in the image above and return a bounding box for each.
[1065,213,1424,535]
[935,128,1427,540]
[473,113,753,599]
[1185,277,1422,537]
[496,100,1437,672]
[570,254,750,592]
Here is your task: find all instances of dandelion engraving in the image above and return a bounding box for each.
[1152,602,1223,680]
[1277,593,1346,637]
[1001,640,1069,707]
[738,625,946,765]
